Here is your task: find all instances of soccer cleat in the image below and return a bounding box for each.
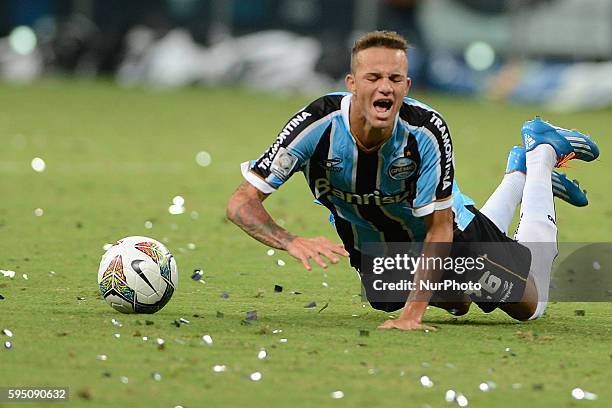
[551,172,588,207]
[505,146,588,207]
[521,117,599,167]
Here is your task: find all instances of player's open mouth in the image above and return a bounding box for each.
[373,99,393,114]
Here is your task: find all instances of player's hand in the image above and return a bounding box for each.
[286,236,349,270]
[377,318,437,331]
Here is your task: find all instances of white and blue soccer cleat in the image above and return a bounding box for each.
[521,117,599,167]
[505,145,588,207]
[551,171,588,207]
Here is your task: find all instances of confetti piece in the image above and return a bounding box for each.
[191,270,203,281]
[76,297,86,300]
[114,333,121,338]
[572,388,598,400]
[445,390,457,403]
[592,261,601,271]
[34,208,44,217]
[31,157,46,172]
[179,318,190,325]
[2,329,13,337]
[479,381,496,392]
[258,349,268,360]
[213,365,226,373]
[220,291,229,299]
[272,329,283,334]
[97,354,108,361]
[304,301,317,308]
[187,243,196,250]
[111,319,123,327]
[250,372,262,381]
[420,376,433,388]
[195,151,212,167]
[267,249,275,256]
[202,335,213,345]
[156,338,165,345]
[322,282,329,288]
[120,376,129,384]
[144,221,153,229]
[331,391,344,399]
[276,259,286,266]
[456,394,468,407]
[279,338,288,343]
[22,274,28,280]
[1,270,16,278]
[169,204,185,215]
[274,285,283,293]
[152,372,162,381]
[318,302,329,313]
[4,341,12,349]
[246,310,258,321]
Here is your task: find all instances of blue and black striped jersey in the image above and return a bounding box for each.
[241,92,476,253]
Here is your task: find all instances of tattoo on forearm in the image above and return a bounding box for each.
[229,184,296,249]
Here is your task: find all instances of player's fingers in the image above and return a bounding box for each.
[312,253,328,269]
[319,248,339,264]
[332,245,350,257]
[295,253,312,271]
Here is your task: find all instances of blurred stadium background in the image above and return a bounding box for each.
[1,0,612,112]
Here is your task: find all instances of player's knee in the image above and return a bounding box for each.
[528,302,547,321]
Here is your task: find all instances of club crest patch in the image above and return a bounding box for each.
[271,147,299,180]
[388,157,416,180]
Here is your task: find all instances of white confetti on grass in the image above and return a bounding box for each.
[572,388,597,400]
[31,157,46,172]
[331,391,344,399]
[213,365,227,373]
[249,372,262,381]
[195,151,212,167]
[202,335,213,345]
[34,208,44,217]
[276,259,286,266]
[420,375,434,388]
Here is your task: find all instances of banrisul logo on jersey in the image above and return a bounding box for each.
[388,157,416,180]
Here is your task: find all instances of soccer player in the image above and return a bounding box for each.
[226,31,599,330]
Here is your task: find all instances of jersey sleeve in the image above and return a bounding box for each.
[412,112,455,217]
[241,96,338,194]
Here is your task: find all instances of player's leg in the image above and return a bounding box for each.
[480,146,589,236]
[480,147,526,234]
[502,118,599,320]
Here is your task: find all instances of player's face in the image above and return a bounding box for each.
[346,47,410,129]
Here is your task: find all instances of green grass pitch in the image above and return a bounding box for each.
[0,81,610,407]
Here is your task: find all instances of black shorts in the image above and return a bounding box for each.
[353,206,532,313]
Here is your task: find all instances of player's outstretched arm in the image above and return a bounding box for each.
[227,181,349,270]
[379,207,454,331]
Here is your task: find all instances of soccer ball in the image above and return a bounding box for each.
[98,236,178,314]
